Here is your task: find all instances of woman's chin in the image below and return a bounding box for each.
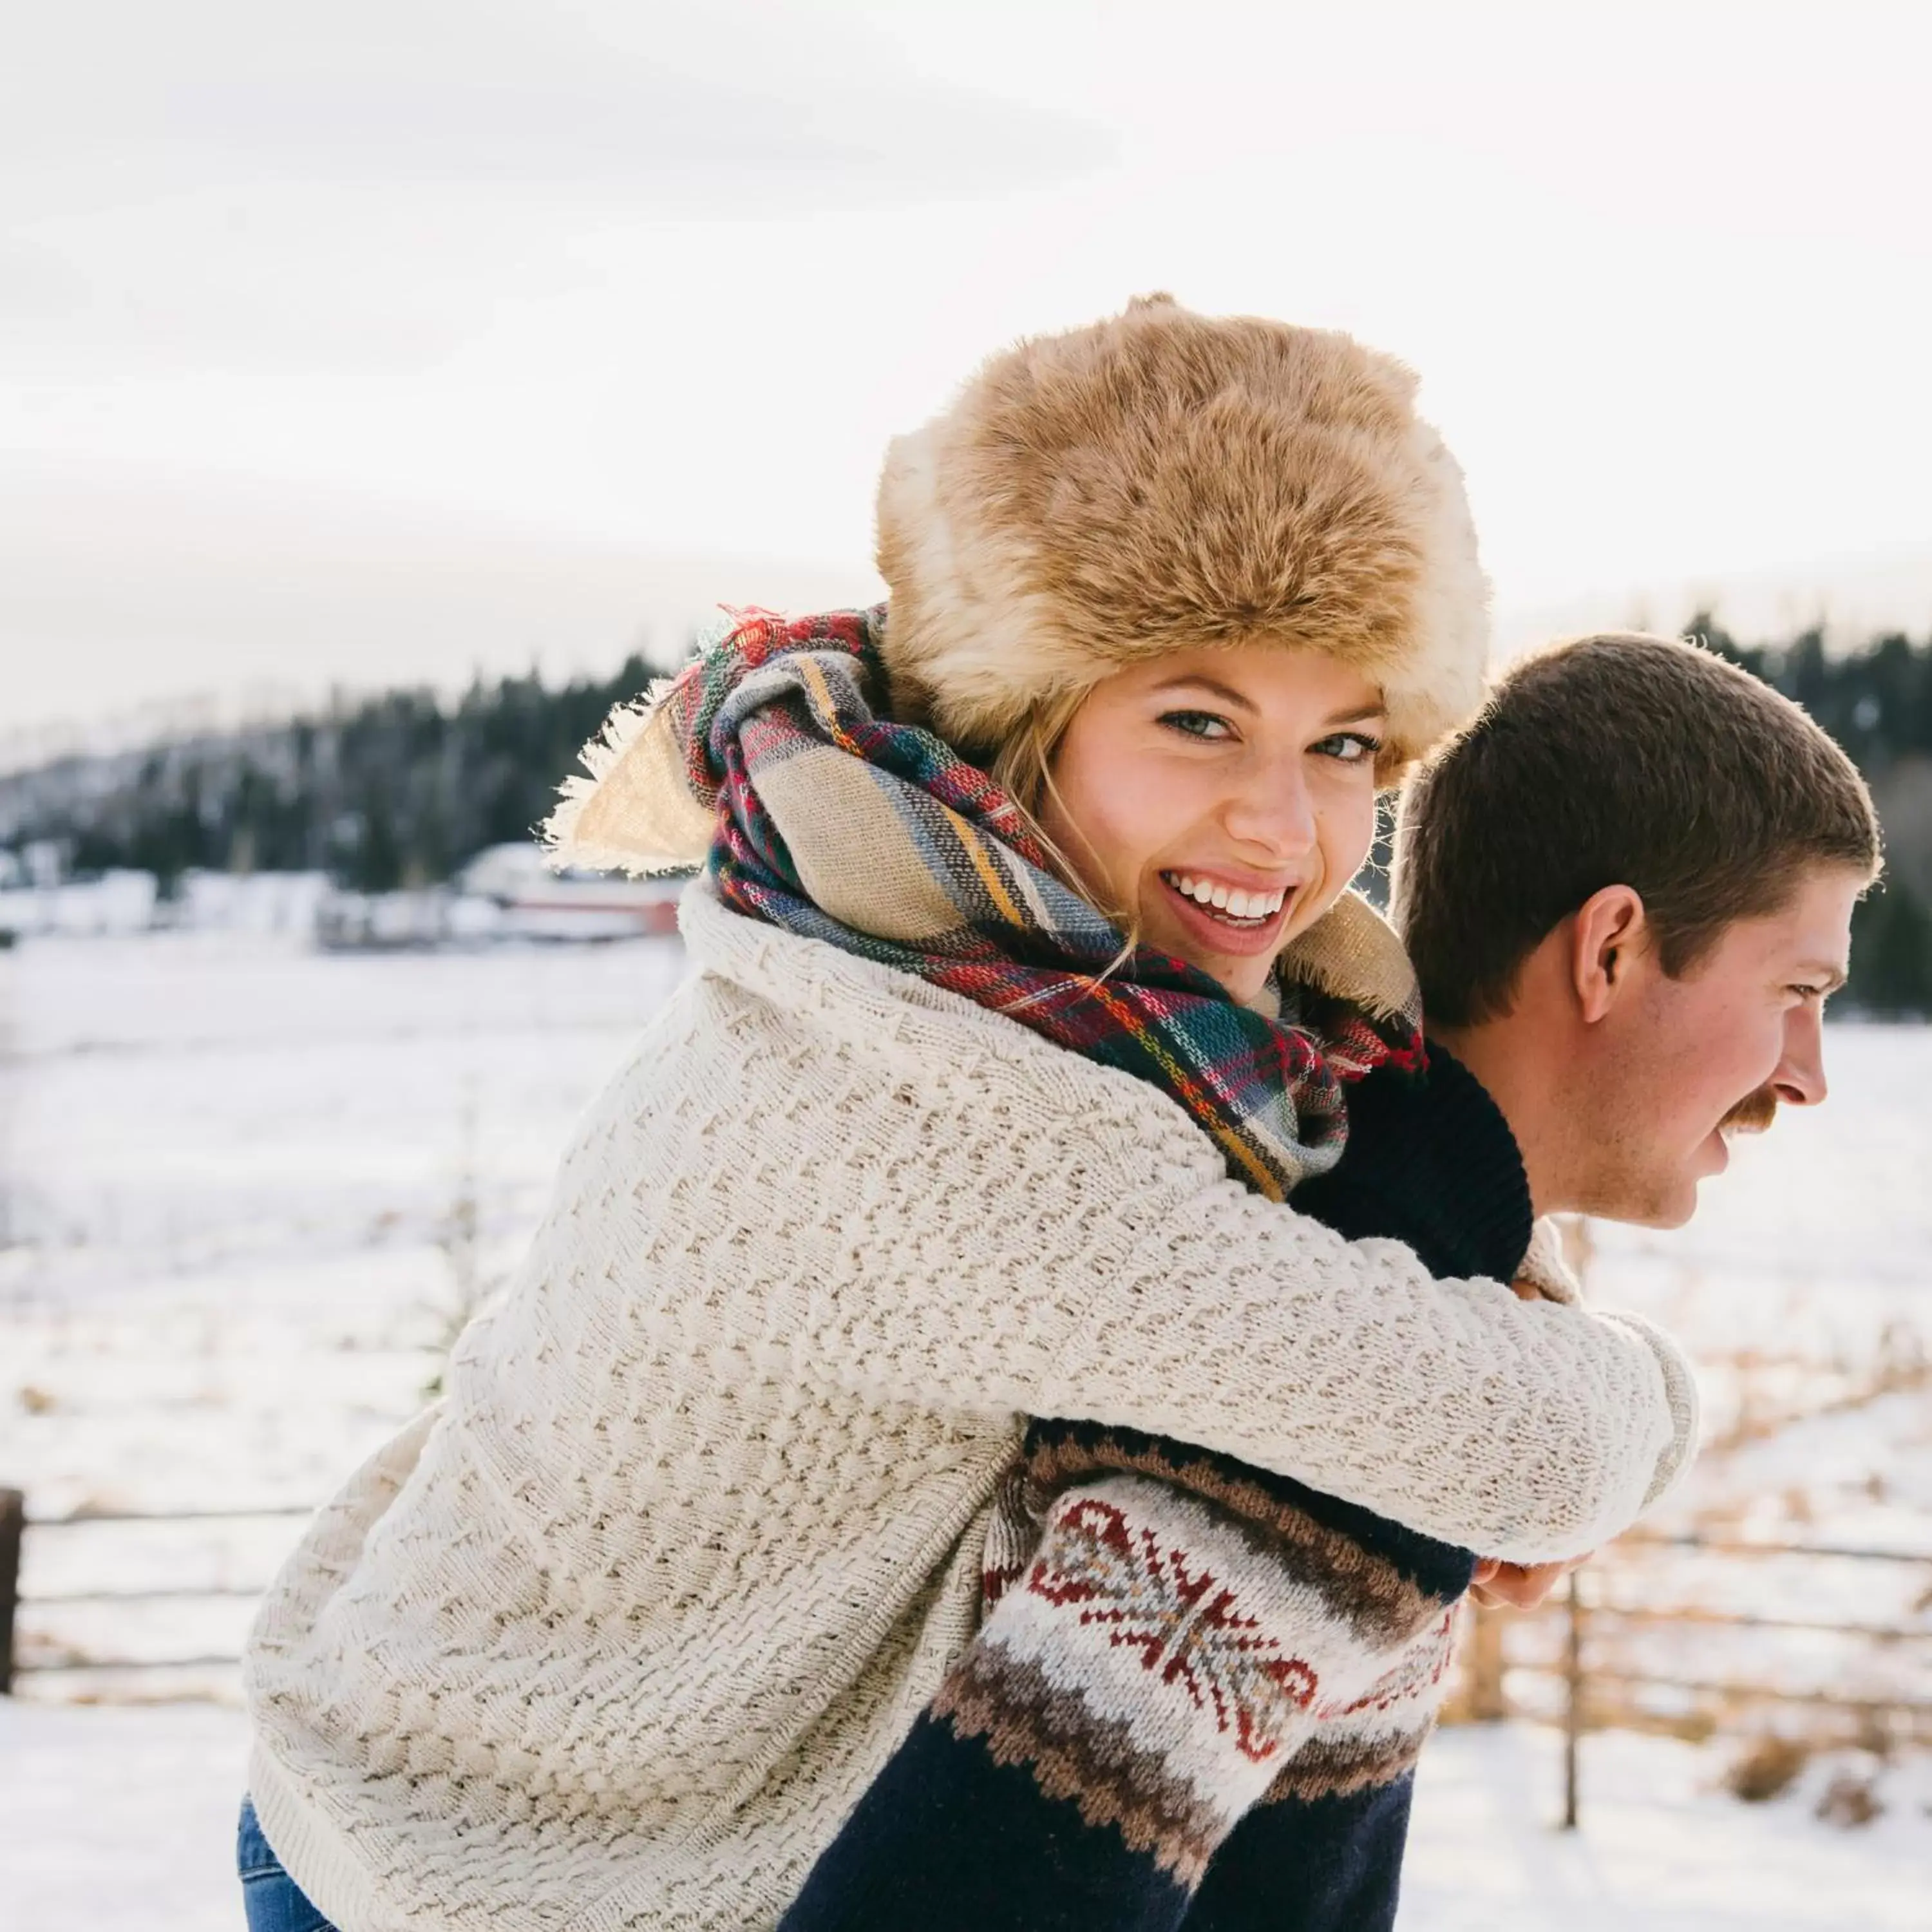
[1143,891,1332,1003]
[1144,923,1269,1001]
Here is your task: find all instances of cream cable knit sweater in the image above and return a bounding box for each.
[244,882,1697,1932]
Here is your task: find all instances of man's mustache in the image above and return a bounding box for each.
[1719,1086,1781,1136]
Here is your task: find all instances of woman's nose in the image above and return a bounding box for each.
[1222,764,1318,857]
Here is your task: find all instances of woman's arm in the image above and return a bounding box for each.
[1036,1180,1692,1564]
[800,1144,1690,1562]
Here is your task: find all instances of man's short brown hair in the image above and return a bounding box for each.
[1392,632,1882,1026]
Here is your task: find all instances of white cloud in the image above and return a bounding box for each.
[5,1,1931,736]
[6,1,1110,211]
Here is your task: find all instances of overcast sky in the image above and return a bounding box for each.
[5,1,1931,753]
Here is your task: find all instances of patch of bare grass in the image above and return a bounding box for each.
[1725,1734,1808,1802]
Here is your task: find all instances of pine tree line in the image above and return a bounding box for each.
[0,651,667,896]
[5,617,1932,1012]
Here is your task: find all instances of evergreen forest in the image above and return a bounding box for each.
[0,651,665,896]
[5,616,1932,1015]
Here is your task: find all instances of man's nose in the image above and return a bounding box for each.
[1774,1003,1828,1108]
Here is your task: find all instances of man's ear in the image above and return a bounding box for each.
[1569,885,1648,1024]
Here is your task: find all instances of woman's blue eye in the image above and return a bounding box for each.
[1159,709,1233,740]
[1314,732,1381,764]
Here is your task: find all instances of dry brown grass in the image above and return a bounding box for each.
[1815,1770,1884,1827]
[1725,1734,1809,1802]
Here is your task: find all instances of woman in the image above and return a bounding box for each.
[240,298,1694,1932]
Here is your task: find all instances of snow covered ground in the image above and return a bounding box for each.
[1403,1722,1932,1930]
[3,1699,1926,1931]
[1,920,1929,1920]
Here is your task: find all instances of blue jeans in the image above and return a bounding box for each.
[238,1797,341,1932]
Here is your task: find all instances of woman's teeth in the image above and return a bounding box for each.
[1161,872,1288,925]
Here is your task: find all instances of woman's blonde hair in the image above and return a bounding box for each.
[985,682,1144,971]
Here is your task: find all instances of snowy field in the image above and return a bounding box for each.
[1,920,1929,1926]
[3,1698,1929,1932]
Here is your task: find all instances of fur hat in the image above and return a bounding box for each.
[545,297,1492,875]
[875,294,1491,773]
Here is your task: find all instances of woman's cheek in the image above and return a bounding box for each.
[1321,773,1380,880]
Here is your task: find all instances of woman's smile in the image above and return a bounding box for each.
[1156,867,1301,957]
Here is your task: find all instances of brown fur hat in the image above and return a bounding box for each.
[875,294,1491,773]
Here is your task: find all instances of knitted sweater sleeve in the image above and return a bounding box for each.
[1031,1177,1690,1564]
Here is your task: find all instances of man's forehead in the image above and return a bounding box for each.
[1746,865,1864,968]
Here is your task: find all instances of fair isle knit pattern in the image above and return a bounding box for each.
[243,887,1698,1932]
[950,1470,1462,1883]
[556,605,1425,1200]
[779,1046,1531,1932]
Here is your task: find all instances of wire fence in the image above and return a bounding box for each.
[6,1487,1931,1832]
[0,1487,311,1690]
[1450,1528,1932,1825]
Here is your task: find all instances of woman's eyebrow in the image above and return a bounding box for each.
[1151,674,1257,712]
[1150,677,1387,727]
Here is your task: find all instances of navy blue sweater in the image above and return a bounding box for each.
[781,1044,1532,1932]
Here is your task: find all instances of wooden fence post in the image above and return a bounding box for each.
[0,1488,23,1696]
[1464,1600,1508,1721]
[1562,1565,1583,1830]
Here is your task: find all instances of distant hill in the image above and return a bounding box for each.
[0,458,880,773]
[5,612,1932,1015]
[0,657,668,895]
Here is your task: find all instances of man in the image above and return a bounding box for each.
[781,630,1879,1932]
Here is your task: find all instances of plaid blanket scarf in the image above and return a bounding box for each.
[657,605,1423,1200]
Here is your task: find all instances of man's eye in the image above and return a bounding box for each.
[1313,732,1381,764]
[1159,710,1233,740]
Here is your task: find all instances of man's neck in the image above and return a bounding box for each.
[1425,1019,1565,1220]
[1293,1032,1534,1287]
